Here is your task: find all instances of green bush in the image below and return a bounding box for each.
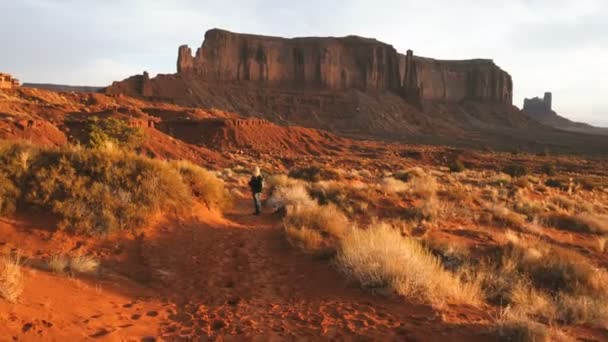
[503,163,528,178]
[0,142,229,235]
[86,117,145,149]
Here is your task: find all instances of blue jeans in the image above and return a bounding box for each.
[253,192,262,214]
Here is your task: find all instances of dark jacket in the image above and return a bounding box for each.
[249,175,264,194]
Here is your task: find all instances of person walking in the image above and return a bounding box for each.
[248,166,264,215]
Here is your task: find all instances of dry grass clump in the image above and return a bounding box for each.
[69,255,100,274]
[49,255,69,274]
[171,160,231,210]
[408,171,438,199]
[492,314,552,342]
[439,182,471,203]
[480,205,527,230]
[309,180,369,216]
[0,254,23,302]
[548,195,577,212]
[393,167,426,182]
[283,201,349,256]
[555,294,608,325]
[471,234,608,326]
[513,192,544,220]
[543,212,608,234]
[380,177,409,194]
[336,222,480,306]
[0,173,20,216]
[49,254,100,275]
[490,173,512,187]
[268,183,315,209]
[287,165,340,182]
[0,142,228,235]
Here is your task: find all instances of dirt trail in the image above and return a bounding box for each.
[147,199,492,341]
[0,199,493,341]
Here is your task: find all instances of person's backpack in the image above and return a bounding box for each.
[250,175,264,193]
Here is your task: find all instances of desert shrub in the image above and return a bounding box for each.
[283,202,348,255]
[492,315,551,342]
[48,255,69,274]
[336,222,480,306]
[513,194,544,220]
[513,177,530,189]
[439,182,471,203]
[267,183,315,210]
[481,205,526,230]
[448,160,466,173]
[25,149,190,234]
[284,226,323,253]
[548,195,575,212]
[171,160,230,210]
[288,165,340,182]
[543,213,608,235]
[393,167,426,182]
[408,172,438,199]
[86,117,145,149]
[49,254,100,275]
[309,181,369,216]
[503,164,528,178]
[0,142,228,235]
[69,255,100,274]
[555,294,608,325]
[540,163,556,176]
[578,176,607,191]
[0,254,23,302]
[0,173,19,216]
[380,177,409,193]
[545,178,569,191]
[490,173,512,187]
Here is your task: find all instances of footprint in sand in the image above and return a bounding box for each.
[146,311,158,317]
[89,328,111,338]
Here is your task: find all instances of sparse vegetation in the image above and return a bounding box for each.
[336,222,480,306]
[86,116,145,149]
[69,255,100,274]
[49,255,69,274]
[288,165,340,182]
[283,202,348,256]
[0,142,229,235]
[503,163,528,178]
[0,254,23,302]
[544,212,608,234]
[448,160,466,173]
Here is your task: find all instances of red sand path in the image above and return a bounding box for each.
[1,199,494,341]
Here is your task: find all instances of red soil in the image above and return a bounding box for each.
[1,200,498,341]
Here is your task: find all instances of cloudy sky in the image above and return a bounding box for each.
[1,0,606,126]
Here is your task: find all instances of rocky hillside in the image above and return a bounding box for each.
[523,92,608,136]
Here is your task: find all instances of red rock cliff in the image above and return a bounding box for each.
[177,29,402,92]
[401,51,512,103]
[107,28,514,108]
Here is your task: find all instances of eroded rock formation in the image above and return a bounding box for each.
[104,29,529,147]
[166,29,512,104]
[0,73,20,89]
[523,92,552,113]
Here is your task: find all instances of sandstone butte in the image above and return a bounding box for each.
[105,28,608,156]
[108,28,512,105]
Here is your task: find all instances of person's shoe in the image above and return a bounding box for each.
[253,212,261,216]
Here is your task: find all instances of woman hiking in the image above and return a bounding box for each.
[248,166,264,215]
